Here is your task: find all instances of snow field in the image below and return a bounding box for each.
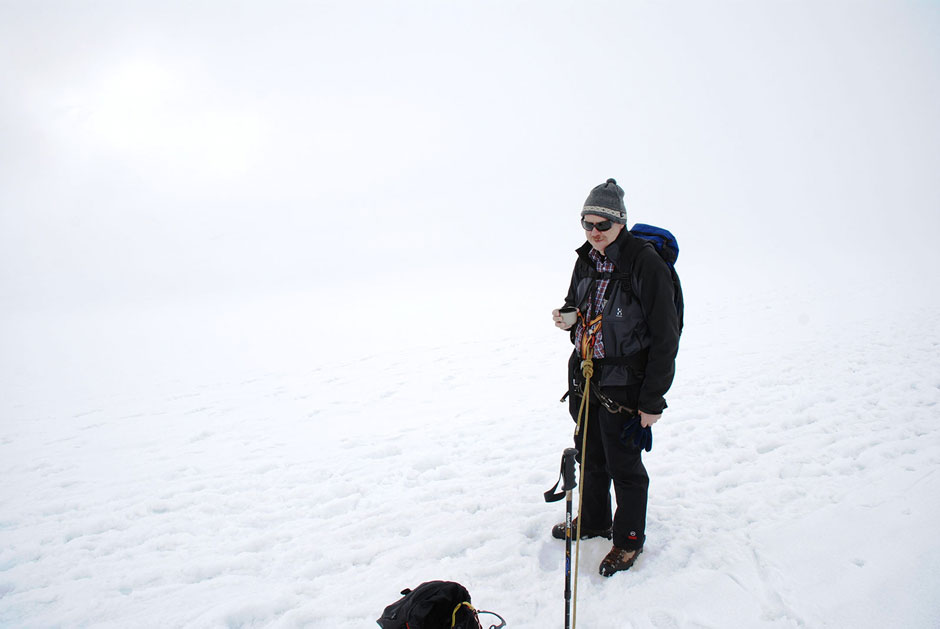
[2,278,939,627]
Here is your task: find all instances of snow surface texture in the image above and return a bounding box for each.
[2,274,939,628]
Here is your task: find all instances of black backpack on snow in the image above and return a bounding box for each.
[376,581,505,629]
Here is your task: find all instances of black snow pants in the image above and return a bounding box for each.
[570,393,649,551]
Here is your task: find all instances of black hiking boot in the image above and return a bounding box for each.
[550,519,613,541]
[598,545,643,577]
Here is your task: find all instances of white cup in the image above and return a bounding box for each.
[559,307,579,327]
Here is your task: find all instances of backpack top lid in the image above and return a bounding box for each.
[630,223,679,266]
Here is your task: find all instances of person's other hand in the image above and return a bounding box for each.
[552,309,573,330]
[639,411,661,428]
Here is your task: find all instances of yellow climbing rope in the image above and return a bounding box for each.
[571,311,601,629]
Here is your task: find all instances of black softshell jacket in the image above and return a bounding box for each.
[564,230,680,415]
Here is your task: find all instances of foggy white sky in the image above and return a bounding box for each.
[1,0,939,313]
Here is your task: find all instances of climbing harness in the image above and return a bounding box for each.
[567,380,636,416]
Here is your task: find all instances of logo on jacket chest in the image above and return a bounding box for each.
[615,307,623,318]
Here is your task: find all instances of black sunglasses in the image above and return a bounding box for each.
[581,218,614,232]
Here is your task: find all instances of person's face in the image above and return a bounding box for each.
[582,215,624,254]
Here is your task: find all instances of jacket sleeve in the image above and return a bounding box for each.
[563,263,579,344]
[633,248,680,414]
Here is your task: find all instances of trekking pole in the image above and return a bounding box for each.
[544,447,579,629]
[562,448,577,629]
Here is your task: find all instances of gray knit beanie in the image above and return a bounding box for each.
[582,178,627,224]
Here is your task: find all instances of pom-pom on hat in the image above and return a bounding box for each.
[582,178,626,224]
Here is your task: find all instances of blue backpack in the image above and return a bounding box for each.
[629,223,684,334]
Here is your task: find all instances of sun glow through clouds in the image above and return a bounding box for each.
[82,58,265,178]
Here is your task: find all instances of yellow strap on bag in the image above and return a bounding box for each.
[451,601,478,627]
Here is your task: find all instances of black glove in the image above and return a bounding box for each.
[620,414,653,452]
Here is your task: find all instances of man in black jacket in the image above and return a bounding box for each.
[550,178,680,576]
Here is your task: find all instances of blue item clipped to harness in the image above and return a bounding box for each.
[620,414,653,452]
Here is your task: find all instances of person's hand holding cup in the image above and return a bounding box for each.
[552,306,579,330]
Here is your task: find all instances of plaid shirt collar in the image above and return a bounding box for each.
[588,248,614,270]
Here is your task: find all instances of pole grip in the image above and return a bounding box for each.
[545,448,579,502]
[562,447,577,491]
